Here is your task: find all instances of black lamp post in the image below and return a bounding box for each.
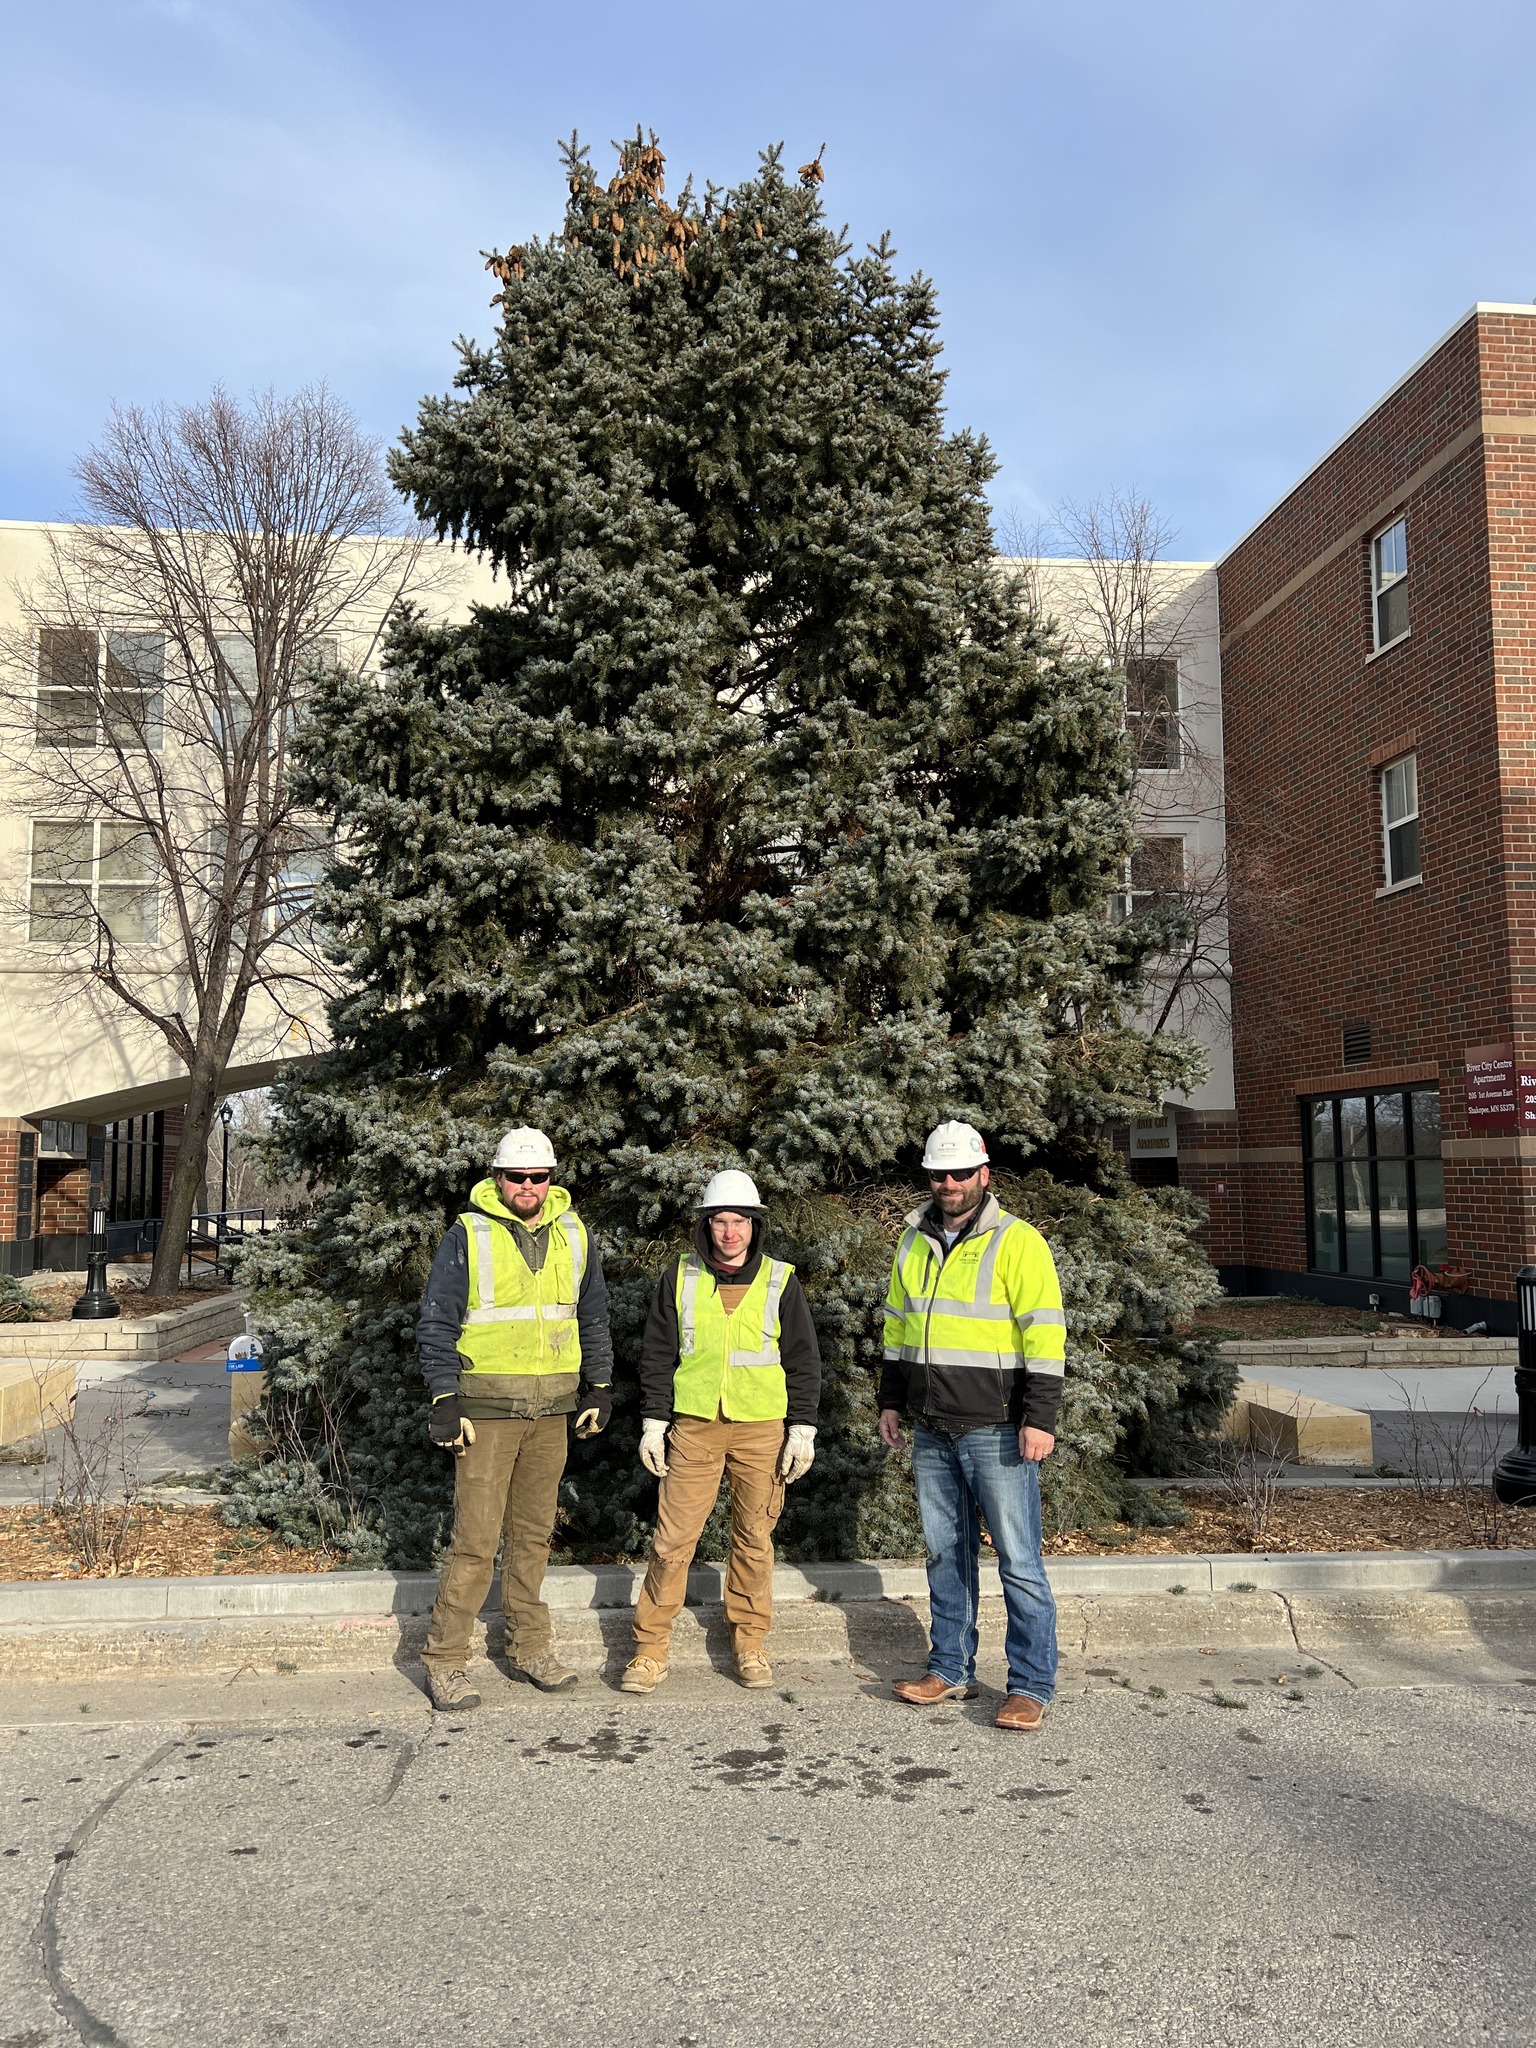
[71,1203,121,1320]
[219,1100,234,1216]
[1492,1263,1536,1506]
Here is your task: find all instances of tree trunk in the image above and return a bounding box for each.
[148,1063,224,1298]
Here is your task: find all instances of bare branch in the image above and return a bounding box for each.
[0,387,430,1293]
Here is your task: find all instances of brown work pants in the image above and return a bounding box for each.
[423,1414,568,1674]
[632,1415,786,1660]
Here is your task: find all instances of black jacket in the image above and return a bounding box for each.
[638,1217,822,1427]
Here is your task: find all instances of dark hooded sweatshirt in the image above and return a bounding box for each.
[637,1216,822,1427]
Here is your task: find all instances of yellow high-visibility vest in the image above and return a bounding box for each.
[671,1254,793,1422]
[883,1208,1065,1379]
[455,1178,588,1378]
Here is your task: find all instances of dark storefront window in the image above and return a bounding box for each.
[105,1112,163,1224]
[1303,1088,1445,1281]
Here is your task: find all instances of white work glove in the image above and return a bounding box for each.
[639,1418,670,1478]
[779,1424,817,1483]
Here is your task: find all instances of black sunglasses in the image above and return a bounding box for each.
[498,1170,551,1186]
[928,1166,981,1184]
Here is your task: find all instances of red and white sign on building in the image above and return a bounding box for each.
[1464,1044,1531,1134]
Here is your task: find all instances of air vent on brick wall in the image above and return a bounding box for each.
[1341,1023,1372,1067]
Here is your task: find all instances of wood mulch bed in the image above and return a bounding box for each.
[1044,1488,1531,1556]
[1,1281,233,1324]
[1,1489,1531,1581]
[0,1504,335,1581]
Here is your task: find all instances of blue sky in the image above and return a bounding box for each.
[5,0,1536,557]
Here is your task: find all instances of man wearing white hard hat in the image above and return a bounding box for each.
[416,1127,614,1711]
[619,1169,822,1694]
[878,1121,1066,1732]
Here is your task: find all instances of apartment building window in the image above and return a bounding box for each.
[213,633,337,746]
[268,830,330,936]
[35,628,164,749]
[28,821,159,944]
[1372,517,1409,650]
[1112,835,1185,923]
[105,1113,163,1224]
[1125,655,1181,769]
[1303,1087,1445,1281]
[1381,754,1420,885]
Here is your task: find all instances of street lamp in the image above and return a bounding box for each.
[219,1100,234,1217]
[71,1203,120,1321]
[1492,1263,1536,1506]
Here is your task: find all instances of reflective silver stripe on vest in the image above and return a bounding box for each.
[558,1214,587,1297]
[467,1215,496,1311]
[1018,1307,1066,1329]
[729,1258,790,1369]
[678,1255,704,1355]
[462,1303,577,1325]
[915,1343,1066,1377]
[973,1215,1016,1298]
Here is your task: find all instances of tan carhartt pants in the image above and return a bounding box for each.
[631,1415,786,1659]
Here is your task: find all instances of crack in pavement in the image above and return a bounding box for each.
[1270,1591,1358,1689]
[33,1738,179,2046]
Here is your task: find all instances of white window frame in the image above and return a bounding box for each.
[1372,517,1409,652]
[1112,833,1186,924]
[1380,753,1420,889]
[34,626,165,751]
[27,819,160,946]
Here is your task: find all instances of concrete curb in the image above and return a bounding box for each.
[4,1548,1536,1625]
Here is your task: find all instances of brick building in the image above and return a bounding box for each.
[1211,302,1536,1331]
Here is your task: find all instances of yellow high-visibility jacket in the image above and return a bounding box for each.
[878,1194,1066,1432]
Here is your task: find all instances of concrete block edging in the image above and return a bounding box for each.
[3,1549,1535,1627]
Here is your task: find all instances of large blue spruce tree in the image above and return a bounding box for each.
[232,136,1228,1567]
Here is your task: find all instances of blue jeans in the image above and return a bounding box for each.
[911,1422,1057,1703]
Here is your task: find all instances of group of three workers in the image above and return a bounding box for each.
[416,1118,1067,1731]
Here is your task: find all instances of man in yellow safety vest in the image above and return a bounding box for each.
[417,1126,614,1711]
[878,1121,1066,1732]
[620,1170,822,1695]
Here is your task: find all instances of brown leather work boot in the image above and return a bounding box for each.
[512,1652,578,1693]
[425,1667,482,1711]
[619,1655,669,1695]
[736,1649,774,1689]
[892,1674,979,1705]
[995,1693,1047,1732]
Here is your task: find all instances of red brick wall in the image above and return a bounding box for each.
[1217,307,1536,1302]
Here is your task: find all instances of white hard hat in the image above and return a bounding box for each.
[921,1120,989,1171]
[492,1126,556,1170]
[697,1168,763,1213]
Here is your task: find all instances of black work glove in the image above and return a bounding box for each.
[573,1385,613,1439]
[429,1395,472,1450]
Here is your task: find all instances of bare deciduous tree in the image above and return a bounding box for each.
[1,387,431,1294]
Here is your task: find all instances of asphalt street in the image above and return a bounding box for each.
[2,1656,1534,2048]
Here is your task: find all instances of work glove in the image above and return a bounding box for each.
[639,1418,670,1478]
[429,1395,476,1455]
[779,1423,817,1484]
[573,1385,613,1439]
